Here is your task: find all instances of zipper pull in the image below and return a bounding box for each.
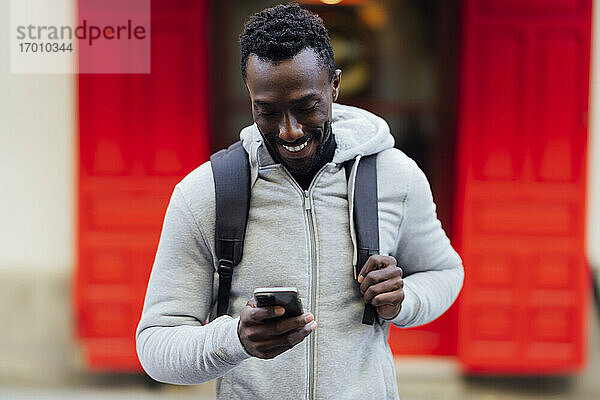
[304,190,311,210]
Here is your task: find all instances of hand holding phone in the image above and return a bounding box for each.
[238,287,316,359]
[253,287,303,319]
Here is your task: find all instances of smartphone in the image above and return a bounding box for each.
[253,287,304,318]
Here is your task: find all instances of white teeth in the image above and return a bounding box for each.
[282,140,309,153]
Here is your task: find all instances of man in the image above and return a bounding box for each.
[136,4,463,399]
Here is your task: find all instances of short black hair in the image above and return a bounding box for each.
[239,3,335,82]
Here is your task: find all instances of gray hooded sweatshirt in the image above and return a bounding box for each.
[136,103,464,400]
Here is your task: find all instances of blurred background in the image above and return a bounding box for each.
[1,0,600,398]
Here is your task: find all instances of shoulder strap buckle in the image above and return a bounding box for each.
[217,259,234,278]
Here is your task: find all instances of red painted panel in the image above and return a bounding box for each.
[474,31,525,181]
[76,0,211,371]
[86,248,131,285]
[480,0,587,16]
[80,77,134,175]
[388,302,460,356]
[455,0,590,373]
[473,200,577,235]
[534,30,587,183]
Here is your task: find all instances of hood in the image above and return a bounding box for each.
[238,104,395,269]
[239,103,395,168]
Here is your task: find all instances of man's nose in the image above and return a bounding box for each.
[278,114,303,143]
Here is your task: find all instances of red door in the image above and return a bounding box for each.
[455,0,591,373]
[75,0,210,370]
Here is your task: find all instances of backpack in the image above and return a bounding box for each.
[210,141,379,325]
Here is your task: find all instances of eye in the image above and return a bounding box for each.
[297,103,318,113]
[257,110,278,118]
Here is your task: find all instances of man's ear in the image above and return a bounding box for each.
[332,69,342,101]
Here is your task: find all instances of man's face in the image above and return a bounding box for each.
[245,48,341,174]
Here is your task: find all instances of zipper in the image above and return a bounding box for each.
[304,189,317,400]
[280,164,330,400]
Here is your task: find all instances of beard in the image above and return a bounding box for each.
[260,120,332,176]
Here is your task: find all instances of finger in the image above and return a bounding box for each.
[244,325,273,343]
[284,321,317,346]
[250,321,317,358]
[246,299,257,308]
[357,257,381,284]
[371,290,404,307]
[363,277,403,304]
[360,265,402,295]
[267,313,314,336]
[252,342,291,359]
[271,321,317,348]
[357,255,397,283]
[246,306,286,324]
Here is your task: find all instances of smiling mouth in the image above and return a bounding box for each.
[281,139,310,153]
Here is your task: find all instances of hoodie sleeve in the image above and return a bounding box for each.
[389,162,464,328]
[136,185,251,385]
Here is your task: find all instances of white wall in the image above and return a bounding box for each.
[0,0,75,272]
[589,0,600,271]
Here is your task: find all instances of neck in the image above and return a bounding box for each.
[291,133,336,190]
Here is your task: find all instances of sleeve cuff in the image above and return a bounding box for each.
[212,315,253,364]
[389,281,420,327]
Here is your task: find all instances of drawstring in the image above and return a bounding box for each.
[347,154,362,279]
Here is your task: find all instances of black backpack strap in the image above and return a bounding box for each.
[346,155,379,325]
[210,141,251,317]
